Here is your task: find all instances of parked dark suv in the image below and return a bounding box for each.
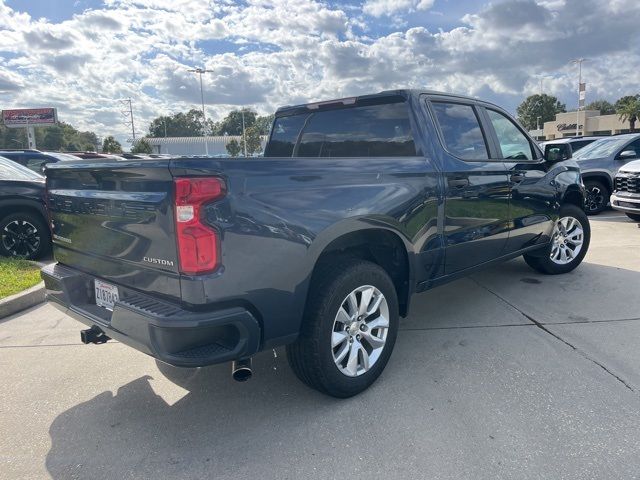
[0,149,62,174]
[42,90,589,397]
[0,156,50,259]
[540,136,604,155]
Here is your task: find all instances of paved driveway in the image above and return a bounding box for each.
[1,212,640,479]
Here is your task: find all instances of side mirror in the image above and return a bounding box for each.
[544,143,572,163]
[617,150,636,160]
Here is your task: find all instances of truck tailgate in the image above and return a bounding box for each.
[46,160,182,300]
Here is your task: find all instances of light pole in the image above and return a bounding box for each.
[188,67,213,155]
[241,108,247,157]
[537,74,552,96]
[570,58,587,137]
[536,115,542,131]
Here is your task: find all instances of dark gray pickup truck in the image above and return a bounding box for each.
[42,90,589,397]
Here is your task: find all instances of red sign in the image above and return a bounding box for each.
[2,108,57,128]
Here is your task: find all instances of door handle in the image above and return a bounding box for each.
[448,178,469,188]
[510,173,526,183]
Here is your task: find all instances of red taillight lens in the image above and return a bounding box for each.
[174,177,225,275]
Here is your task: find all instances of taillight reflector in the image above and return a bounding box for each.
[174,177,225,275]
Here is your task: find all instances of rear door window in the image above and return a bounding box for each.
[431,102,489,160]
[265,100,416,157]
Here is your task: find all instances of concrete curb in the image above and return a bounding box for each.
[0,281,45,320]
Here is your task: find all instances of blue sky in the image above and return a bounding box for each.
[1,0,638,146]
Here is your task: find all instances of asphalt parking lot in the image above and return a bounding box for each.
[1,211,640,480]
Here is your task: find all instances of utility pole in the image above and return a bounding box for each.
[119,98,136,147]
[570,59,587,137]
[187,67,213,156]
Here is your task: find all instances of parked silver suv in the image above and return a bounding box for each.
[573,134,640,214]
[612,160,640,221]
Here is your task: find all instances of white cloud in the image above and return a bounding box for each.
[0,0,638,146]
[363,0,435,17]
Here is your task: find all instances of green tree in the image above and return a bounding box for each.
[0,121,99,150]
[585,99,616,115]
[616,95,640,132]
[244,124,263,155]
[225,138,241,157]
[517,94,566,130]
[131,137,153,154]
[148,109,205,137]
[102,135,122,153]
[41,125,64,150]
[211,108,257,136]
[254,114,274,135]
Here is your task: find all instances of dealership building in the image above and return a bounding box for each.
[529,110,633,140]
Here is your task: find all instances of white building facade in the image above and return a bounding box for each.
[146,135,268,156]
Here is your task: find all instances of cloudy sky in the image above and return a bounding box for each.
[0,0,639,145]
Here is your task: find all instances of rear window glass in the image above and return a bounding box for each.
[264,113,310,157]
[431,102,488,160]
[265,101,416,157]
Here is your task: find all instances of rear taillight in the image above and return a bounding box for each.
[173,177,225,275]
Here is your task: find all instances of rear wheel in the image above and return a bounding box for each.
[523,204,590,275]
[625,212,640,222]
[287,258,399,398]
[583,180,609,215]
[0,211,51,260]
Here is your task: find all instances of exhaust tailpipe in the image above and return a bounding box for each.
[231,358,252,382]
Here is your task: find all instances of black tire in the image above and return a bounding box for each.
[0,211,51,260]
[523,204,590,275]
[287,258,399,398]
[583,180,609,215]
[625,212,640,222]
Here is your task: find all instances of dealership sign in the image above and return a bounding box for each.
[557,123,583,132]
[2,108,57,128]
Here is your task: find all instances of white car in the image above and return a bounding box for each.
[611,159,640,221]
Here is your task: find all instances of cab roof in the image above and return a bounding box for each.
[275,89,504,116]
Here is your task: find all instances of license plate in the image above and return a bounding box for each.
[94,279,119,311]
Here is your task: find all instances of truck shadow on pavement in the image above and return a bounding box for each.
[44,257,640,479]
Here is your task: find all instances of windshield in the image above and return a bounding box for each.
[574,137,631,159]
[0,156,45,181]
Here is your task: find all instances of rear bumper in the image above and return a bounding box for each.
[41,263,261,367]
[611,193,640,214]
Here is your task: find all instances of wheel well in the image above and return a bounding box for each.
[0,204,46,223]
[563,189,584,209]
[312,229,411,317]
[582,174,612,193]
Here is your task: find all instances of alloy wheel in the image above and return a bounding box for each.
[585,186,605,213]
[1,220,41,257]
[331,285,389,377]
[550,216,584,265]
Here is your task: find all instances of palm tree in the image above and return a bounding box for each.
[617,97,640,132]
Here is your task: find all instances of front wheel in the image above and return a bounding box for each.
[584,180,609,215]
[287,258,399,398]
[523,204,590,275]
